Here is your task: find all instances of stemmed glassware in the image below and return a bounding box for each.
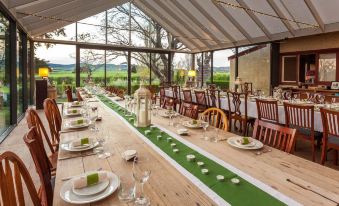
[167,105,174,126]
[132,156,151,206]
[95,134,111,159]
[201,121,209,140]
[89,105,99,132]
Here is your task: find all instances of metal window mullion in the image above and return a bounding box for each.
[211,51,214,84]
[76,45,80,87]
[22,32,28,111]
[9,20,17,124]
[128,51,131,95]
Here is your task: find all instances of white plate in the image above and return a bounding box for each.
[159,111,179,118]
[64,109,82,117]
[72,178,110,196]
[65,119,90,129]
[227,137,263,150]
[61,141,99,152]
[182,121,203,129]
[60,171,119,204]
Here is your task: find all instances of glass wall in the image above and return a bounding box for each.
[131,52,150,93]
[17,30,23,116]
[34,43,76,99]
[79,49,105,86]
[106,50,128,89]
[0,12,10,136]
[212,50,233,89]
[172,53,192,87]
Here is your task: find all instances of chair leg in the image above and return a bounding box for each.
[321,143,326,165]
[334,150,338,165]
[242,121,247,136]
[312,140,315,162]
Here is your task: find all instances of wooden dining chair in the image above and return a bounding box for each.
[180,103,199,120]
[24,127,54,206]
[325,95,339,103]
[162,97,174,109]
[252,119,297,153]
[165,85,180,111]
[206,89,221,108]
[182,89,193,104]
[320,108,339,165]
[284,102,322,161]
[65,86,74,102]
[0,151,42,206]
[200,108,228,131]
[256,99,279,123]
[44,98,62,146]
[226,91,255,136]
[241,82,253,94]
[159,86,167,107]
[76,90,83,101]
[26,108,58,170]
[194,90,208,113]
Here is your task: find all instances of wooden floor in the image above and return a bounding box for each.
[0,108,338,191]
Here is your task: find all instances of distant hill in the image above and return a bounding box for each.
[47,63,229,73]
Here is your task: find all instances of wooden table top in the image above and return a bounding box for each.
[53,99,339,206]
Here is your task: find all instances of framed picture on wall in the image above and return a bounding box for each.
[330,81,339,90]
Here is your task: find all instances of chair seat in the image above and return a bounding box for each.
[294,127,323,140]
[328,135,339,146]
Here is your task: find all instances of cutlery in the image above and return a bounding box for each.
[61,168,102,181]
[58,152,97,160]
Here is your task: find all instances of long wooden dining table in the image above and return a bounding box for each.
[53,96,339,206]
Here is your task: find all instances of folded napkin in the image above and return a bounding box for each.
[71,137,93,147]
[73,171,108,189]
[71,119,86,125]
[72,101,81,105]
[67,109,79,114]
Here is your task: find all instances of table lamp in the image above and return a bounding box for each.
[39,67,49,79]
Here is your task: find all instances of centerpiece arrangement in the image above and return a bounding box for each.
[134,84,152,127]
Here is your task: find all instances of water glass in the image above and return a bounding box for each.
[118,175,136,203]
[133,156,151,206]
[95,136,111,159]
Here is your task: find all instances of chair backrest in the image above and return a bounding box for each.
[226,91,248,118]
[43,98,62,145]
[182,89,192,103]
[25,108,57,153]
[252,119,297,153]
[65,86,73,102]
[320,108,339,144]
[256,99,279,123]
[76,90,83,101]
[180,103,198,119]
[162,98,174,109]
[200,108,228,131]
[208,84,216,90]
[194,90,207,107]
[284,102,314,131]
[23,128,53,206]
[241,82,253,94]
[207,89,220,108]
[0,151,42,206]
[325,95,339,103]
[159,86,166,97]
[171,85,180,100]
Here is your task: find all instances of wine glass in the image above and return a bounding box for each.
[201,121,209,140]
[318,95,325,104]
[89,105,98,132]
[132,156,151,206]
[167,105,174,126]
[95,135,111,159]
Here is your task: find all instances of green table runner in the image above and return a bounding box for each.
[98,95,287,206]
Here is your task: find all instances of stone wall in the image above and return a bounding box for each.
[280,31,339,53]
[230,44,271,95]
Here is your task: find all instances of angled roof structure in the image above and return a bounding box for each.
[4,0,339,52]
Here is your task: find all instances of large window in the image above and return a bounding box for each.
[17,30,23,117]
[79,49,105,86]
[318,53,336,82]
[106,51,128,90]
[0,12,10,136]
[131,52,150,93]
[172,53,191,87]
[212,50,232,89]
[35,43,76,99]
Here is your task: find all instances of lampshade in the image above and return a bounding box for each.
[234,76,243,85]
[188,70,196,77]
[39,67,49,77]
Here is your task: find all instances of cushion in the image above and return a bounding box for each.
[328,135,339,146]
[290,125,323,140]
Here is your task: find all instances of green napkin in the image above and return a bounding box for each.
[80,137,89,145]
[87,173,99,186]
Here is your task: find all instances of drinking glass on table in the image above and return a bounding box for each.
[133,156,151,206]
[118,175,136,203]
[95,135,111,159]
[201,121,209,140]
[89,105,99,132]
[167,105,174,126]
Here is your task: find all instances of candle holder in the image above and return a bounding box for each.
[134,84,152,127]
